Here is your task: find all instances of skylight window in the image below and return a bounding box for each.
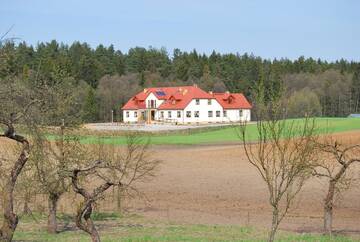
[155,91,166,96]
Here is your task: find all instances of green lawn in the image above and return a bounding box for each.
[13,213,357,242]
[79,118,360,145]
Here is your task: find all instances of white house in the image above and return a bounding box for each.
[121,85,252,124]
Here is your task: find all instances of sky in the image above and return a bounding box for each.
[1,0,359,61]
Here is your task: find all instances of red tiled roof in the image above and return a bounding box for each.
[213,93,252,109]
[121,86,252,110]
[158,86,213,110]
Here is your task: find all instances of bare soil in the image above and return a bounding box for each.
[126,131,360,235]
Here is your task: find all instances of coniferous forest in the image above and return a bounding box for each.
[1,40,360,122]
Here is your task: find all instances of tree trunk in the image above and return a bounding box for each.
[0,134,29,242]
[324,180,335,236]
[22,193,31,215]
[116,186,122,214]
[47,193,60,234]
[268,207,279,242]
[76,204,100,242]
[85,211,100,242]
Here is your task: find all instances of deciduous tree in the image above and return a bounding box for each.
[69,133,160,242]
[239,82,318,242]
[312,138,360,235]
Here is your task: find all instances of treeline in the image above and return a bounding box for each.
[1,40,360,122]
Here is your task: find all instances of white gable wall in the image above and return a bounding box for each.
[145,93,164,109]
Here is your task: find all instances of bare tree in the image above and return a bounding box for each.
[0,77,42,241]
[239,83,318,242]
[312,138,360,235]
[30,122,85,234]
[69,133,160,242]
[97,74,141,121]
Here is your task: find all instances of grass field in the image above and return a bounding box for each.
[79,118,360,145]
[13,213,357,242]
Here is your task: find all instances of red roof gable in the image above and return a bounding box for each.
[121,85,252,110]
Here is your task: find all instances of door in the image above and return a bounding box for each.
[151,110,155,120]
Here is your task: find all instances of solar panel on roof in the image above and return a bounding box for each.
[155,91,166,96]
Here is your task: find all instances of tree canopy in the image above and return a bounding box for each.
[1,40,360,122]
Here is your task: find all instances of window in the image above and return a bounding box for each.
[194,111,200,118]
[134,111,138,118]
[223,110,227,117]
[126,111,129,118]
[208,111,213,117]
[177,111,181,118]
[150,100,155,108]
[239,109,243,117]
[216,111,220,117]
[168,111,172,118]
[160,111,164,118]
[196,99,200,105]
[186,111,191,118]
[208,99,212,105]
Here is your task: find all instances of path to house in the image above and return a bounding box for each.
[83,122,247,132]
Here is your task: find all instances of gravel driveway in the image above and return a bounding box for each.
[84,122,238,132]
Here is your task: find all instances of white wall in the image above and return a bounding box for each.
[154,108,251,124]
[154,98,224,123]
[182,98,224,123]
[225,109,251,122]
[155,109,183,123]
[123,110,138,123]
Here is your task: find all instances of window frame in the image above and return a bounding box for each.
[223,110,227,117]
[126,111,129,118]
[186,111,191,118]
[195,99,200,105]
[168,111,172,118]
[208,99,212,105]
[194,111,200,118]
[177,111,181,118]
[208,110,213,117]
[216,110,220,117]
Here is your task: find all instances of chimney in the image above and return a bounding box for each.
[193,83,198,88]
[209,91,213,95]
[183,89,188,95]
[225,91,230,94]
[143,88,148,93]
